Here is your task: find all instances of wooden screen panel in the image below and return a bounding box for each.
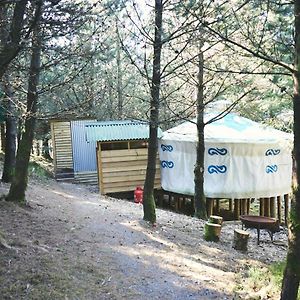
[51,121,73,173]
[98,147,161,194]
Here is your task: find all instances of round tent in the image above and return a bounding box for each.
[158,113,293,199]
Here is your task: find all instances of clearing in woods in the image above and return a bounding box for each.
[0,177,288,299]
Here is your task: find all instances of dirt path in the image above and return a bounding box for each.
[0,179,288,299]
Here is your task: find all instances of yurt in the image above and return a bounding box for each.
[158,113,293,199]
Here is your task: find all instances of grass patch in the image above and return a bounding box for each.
[237,261,300,299]
[28,160,52,180]
[269,261,286,288]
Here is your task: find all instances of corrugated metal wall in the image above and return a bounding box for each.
[71,120,97,173]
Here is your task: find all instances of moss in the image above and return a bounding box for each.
[204,222,221,242]
[285,199,300,276]
[143,193,156,224]
[28,161,52,180]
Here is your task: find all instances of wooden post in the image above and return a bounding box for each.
[259,198,264,216]
[277,195,282,223]
[206,198,214,217]
[204,222,221,242]
[97,142,104,194]
[178,197,183,211]
[168,194,171,207]
[215,199,220,214]
[240,199,247,215]
[191,196,195,215]
[174,195,179,212]
[270,197,276,218]
[246,199,251,215]
[234,199,240,220]
[284,194,289,225]
[229,199,233,212]
[182,197,186,210]
[264,198,271,217]
[233,229,250,252]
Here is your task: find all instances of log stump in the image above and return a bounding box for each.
[209,215,223,225]
[233,229,250,252]
[204,222,221,242]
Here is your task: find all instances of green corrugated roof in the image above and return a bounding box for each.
[85,120,163,142]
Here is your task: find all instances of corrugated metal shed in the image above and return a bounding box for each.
[71,120,97,173]
[85,120,163,142]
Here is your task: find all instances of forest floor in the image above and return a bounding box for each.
[0,172,289,299]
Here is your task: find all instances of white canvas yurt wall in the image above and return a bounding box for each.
[159,113,293,198]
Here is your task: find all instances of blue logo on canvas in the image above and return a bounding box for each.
[208,147,228,155]
[161,144,173,152]
[208,165,227,174]
[266,165,278,173]
[265,149,280,156]
[161,160,174,168]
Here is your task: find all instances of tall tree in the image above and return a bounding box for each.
[1,73,17,182]
[194,41,207,219]
[0,5,17,183]
[6,0,42,204]
[193,0,298,296]
[281,0,300,298]
[143,0,163,223]
[0,0,29,79]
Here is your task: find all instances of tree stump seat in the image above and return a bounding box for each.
[233,228,250,252]
[204,222,221,242]
[209,215,223,225]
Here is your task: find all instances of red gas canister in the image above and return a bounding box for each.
[134,186,143,204]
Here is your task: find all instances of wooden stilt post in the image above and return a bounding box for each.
[246,199,251,215]
[191,196,195,215]
[211,198,215,215]
[157,191,163,207]
[264,198,271,217]
[259,198,264,216]
[174,196,179,212]
[234,199,240,220]
[182,197,186,210]
[206,198,214,217]
[240,199,247,215]
[277,196,282,223]
[215,199,220,214]
[270,197,276,218]
[284,194,289,225]
[229,199,233,212]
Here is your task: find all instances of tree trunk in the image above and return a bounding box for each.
[143,0,163,224]
[194,45,207,219]
[281,0,300,298]
[1,73,17,183]
[42,137,51,160]
[0,1,28,80]
[6,2,42,204]
[0,123,5,152]
[116,22,123,119]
